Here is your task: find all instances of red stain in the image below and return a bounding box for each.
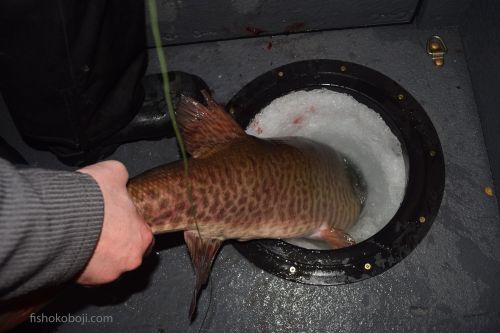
[307,106,316,113]
[285,22,306,33]
[292,115,304,124]
[245,26,266,36]
[250,121,263,134]
[266,41,273,50]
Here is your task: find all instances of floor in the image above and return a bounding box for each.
[3,23,500,332]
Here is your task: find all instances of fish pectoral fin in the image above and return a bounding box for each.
[319,228,356,250]
[183,231,222,321]
[176,91,246,159]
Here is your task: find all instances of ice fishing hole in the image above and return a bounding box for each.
[246,88,407,250]
[228,60,444,285]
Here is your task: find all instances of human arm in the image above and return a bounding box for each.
[77,160,153,284]
[0,159,153,301]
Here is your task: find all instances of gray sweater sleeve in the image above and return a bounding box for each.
[0,158,104,301]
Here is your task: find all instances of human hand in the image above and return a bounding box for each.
[76,161,154,285]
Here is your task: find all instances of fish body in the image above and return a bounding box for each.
[128,135,359,242]
[0,94,361,330]
[126,93,360,318]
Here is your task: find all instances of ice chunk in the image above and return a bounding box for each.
[246,89,407,247]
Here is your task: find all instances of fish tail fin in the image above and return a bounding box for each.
[319,228,356,249]
[184,231,222,321]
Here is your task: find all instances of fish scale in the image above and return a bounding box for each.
[126,93,361,319]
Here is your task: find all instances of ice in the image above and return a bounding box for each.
[246,89,407,248]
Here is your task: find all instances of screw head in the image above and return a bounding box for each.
[364,263,372,270]
[484,186,494,197]
[430,41,440,51]
[434,58,444,67]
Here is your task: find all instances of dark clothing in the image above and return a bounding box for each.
[0,158,104,301]
[0,0,147,158]
[0,1,146,300]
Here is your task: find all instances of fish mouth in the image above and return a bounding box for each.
[227,59,444,285]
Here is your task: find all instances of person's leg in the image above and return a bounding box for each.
[0,0,146,163]
[113,71,211,143]
[0,137,27,165]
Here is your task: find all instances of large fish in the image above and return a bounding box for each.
[0,93,362,331]
[127,92,361,319]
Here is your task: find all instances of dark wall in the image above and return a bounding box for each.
[146,0,419,46]
[417,0,473,27]
[460,0,500,207]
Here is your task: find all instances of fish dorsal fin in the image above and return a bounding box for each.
[176,91,246,158]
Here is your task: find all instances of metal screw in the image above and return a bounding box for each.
[429,41,440,51]
[484,186,494,197]
[429,150,436,157]
[364,263,372,270]
[340,65,347,72]
[289,266,296,274]
[434,58,444,67]
[277,71,284,77]
[397,94,405,101]
[419,216,426,223]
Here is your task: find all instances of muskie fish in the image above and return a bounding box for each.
[127,93,361,318]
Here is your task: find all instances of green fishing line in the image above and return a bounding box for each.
[147,0,189,176]
[147,0,202,239]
